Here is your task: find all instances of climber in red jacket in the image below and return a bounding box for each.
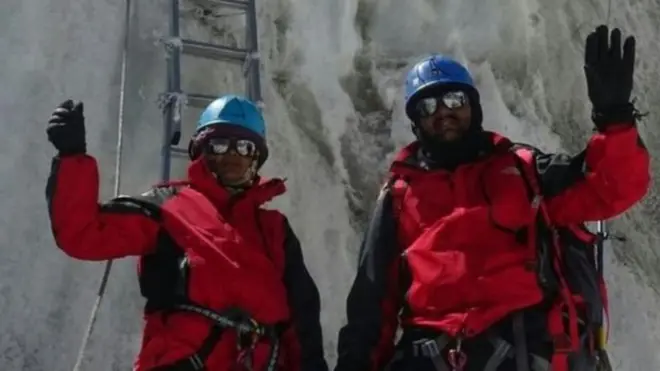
[335,25,650,371]
[46,94,328,371]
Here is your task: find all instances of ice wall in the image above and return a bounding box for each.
[0,0,658,370]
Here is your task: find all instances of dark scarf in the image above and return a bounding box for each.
[414,126,492,171]
[410,84,490,170]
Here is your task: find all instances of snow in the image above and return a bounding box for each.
[1,0,659,369]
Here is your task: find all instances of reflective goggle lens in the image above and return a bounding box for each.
[414,90,468,117]
[207,137,257,157]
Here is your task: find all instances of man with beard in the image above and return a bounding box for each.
[334,25,650,371]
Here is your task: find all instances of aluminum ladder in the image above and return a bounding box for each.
[159,0,262,181]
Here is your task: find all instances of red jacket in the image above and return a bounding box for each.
[335,125,650,371]
[46,155,327,371]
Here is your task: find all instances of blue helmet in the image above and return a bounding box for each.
[404,54,478,120]
[196,94,266,138]
[189,95,269,165]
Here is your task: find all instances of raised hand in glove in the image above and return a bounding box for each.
[47,99,87,155]
[584,25,636,129]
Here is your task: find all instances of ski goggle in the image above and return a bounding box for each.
[414,90,468,118]
[206,137,258,157]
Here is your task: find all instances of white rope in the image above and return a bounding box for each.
[71,0,132,369]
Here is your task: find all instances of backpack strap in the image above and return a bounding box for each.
[510,146,580,371]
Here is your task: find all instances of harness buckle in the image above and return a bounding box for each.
[421,338,442,357]
[448,337,467,371]
[234,318,264,370]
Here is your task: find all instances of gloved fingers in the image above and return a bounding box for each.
[622,36,636,75]
[48,114,67,124]
[585,30,599,66]
[51,107,71,116]
[58,99,75,110]
[72,101,84,115]
[608,28,621,62]
[49,100,84,124]
[595,25,609,63]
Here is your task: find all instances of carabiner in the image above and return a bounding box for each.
[448,337,467,371]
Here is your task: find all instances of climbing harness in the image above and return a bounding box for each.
[70,0,132,370]
[388,315,551,371]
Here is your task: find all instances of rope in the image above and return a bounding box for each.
[70,0,132,369]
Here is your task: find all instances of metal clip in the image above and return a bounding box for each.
[420,338,441,358]
[448,337,467,371]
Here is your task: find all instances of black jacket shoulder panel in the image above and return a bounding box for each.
[511,142,588,199]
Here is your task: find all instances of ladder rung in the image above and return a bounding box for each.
[181,39,247,62]
[195,0,249,10]
[187,93,217,108]
[170,146,189,157]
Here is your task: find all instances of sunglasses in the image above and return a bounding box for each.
[206,137,258,157]
[414,90,468,118]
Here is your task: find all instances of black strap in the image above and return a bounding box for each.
[512,313,530,371]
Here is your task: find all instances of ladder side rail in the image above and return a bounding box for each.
[162,0,183,182]
[245,0,261,103]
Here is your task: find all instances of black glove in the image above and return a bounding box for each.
[584,25,636,129]
[47,99,87,155]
